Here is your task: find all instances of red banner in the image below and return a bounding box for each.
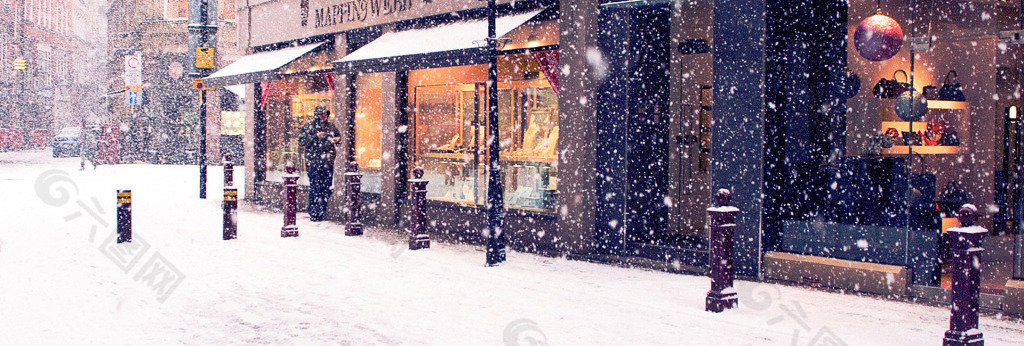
[530,50,560,96]
[324,72,335,92]
[260,81,272,109]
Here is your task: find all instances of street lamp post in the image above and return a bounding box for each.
[485,0,506,266]
[188,0,218,199]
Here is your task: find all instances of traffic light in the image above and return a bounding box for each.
[12,59,27,70]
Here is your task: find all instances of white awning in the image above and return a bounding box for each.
[204,42,325,87]
[334,9,544,73]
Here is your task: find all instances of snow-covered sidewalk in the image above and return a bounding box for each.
[1,150,1022,345]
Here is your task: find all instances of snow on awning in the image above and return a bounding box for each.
[224,85,246,101]
[334,9,544,74]
[204,42,325,88]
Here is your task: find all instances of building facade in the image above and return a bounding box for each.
[211,0,1024,314]
[0,0,96,141]
[106,0,239,163]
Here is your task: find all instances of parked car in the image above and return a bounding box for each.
[52,127,82,157]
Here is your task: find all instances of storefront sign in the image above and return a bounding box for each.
[249,0,514,47]
[306,0,413,28]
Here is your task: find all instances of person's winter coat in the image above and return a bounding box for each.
[298,118,341,168]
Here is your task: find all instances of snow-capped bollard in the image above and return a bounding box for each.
[116,190,132,243]
[344,162,363,236]
[281,162,299,238]
[943,204,986,346]
[408,167,429,250]
[706,188,739,313]
[223,154,234,187]
[223,187,237,240]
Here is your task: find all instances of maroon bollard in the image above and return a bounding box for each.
[344,162,363,236]
[281,162,299,237]
[408,167,430,250]
[706,188,740,313]
[223,187,237,240]
[943,204,986,346]
[223,154,234,187]
[117,190,132,243]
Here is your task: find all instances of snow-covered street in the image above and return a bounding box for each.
[1,150,1022,345]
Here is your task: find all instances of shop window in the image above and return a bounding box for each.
[264,73,335,185]
[166,0,188,19]
[220,111,244,136]
[768,0,1023,291]
[407,53,559,211]
[355,72,383,193]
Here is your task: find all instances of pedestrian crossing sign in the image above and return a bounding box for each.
[127,90,141,105]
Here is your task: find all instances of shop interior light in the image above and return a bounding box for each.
[1010,105,1018,121]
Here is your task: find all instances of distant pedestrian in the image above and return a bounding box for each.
[80,126,100,170]
[298,106,341,221]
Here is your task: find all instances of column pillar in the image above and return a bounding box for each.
[556,0,599,254]
[712,0,766,277]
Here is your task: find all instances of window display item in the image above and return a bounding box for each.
[872,70,910,99]
[829,69,861,99]
[937,130,960,146]
[939,70,965,102]
[895,90,928,121]
[863,134,894,157]
[902,131,922,145]
[853,10,904,62]
[884,127,900,142]
[923,85,939,100]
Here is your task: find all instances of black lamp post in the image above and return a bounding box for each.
[485,0,506,266]
[188,0,217,199]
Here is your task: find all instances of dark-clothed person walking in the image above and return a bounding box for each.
[298,106,341,221]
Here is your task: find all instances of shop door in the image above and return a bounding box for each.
[596,5,709,265]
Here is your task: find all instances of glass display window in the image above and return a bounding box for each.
[770,0,1022,291]
[220,111,245,136]
[355,72,384,193]
[264,74,335,185]
[406,53,559,211]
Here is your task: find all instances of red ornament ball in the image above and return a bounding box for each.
[854,14,904,61]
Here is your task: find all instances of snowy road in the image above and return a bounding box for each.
[1,150,1022,345]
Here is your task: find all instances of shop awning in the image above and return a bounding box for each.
[204,42,326,88]
[334,9,544,74]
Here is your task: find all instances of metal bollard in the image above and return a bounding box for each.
[943,204,986,346]
[117,190,132,243]
[408,167,430,250]
[344,162,363,236]
[706,188,739,313]
[223,187,237,240]
[281,162,299,237]
[224,154,234,187]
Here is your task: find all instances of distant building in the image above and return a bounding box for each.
[105,0,238,163]
[0,0,96,138]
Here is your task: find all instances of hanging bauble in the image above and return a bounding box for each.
[854,13,904,61]
[894,90,928,121]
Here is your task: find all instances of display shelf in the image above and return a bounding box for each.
[880,145,960,155]
[881,121,933,132]
[926,100,969,110]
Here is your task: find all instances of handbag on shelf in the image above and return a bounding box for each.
[937,130,960,146]
[902,131,923,145]
[938,70,965,102]
[884,127,900,142]
[923,85,939,100]
[873,70,911,99]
